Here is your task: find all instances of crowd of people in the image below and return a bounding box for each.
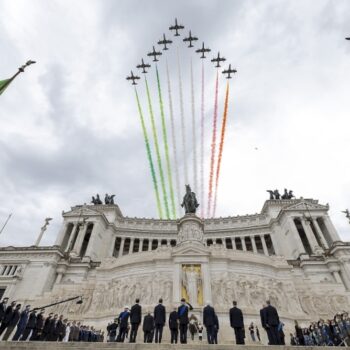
[290,313,350,346]
[2,294,350,346]
[0,297,104,342]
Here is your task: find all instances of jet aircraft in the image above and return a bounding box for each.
[222,64,237,79]
[183,31,198,48]
[211,52,226,67]
[158,34,173,50]
[126,71,140,85]
[195,42,211,59]
[147,46,162,62]
[136,59,151,74]
[169,18,184,36]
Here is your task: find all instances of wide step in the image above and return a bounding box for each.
[0,343,341,350]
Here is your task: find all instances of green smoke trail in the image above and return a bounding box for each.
[145,77,170,219]
[156,66,176,219]
[135,88,163,219]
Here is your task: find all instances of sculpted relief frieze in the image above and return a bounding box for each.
[89,273,173,315]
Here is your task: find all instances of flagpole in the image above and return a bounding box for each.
[1,60,36,92]
[0,213,12,236]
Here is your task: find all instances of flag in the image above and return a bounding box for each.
[0,78,13,96]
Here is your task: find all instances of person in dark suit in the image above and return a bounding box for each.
[30,309,45,341]
[264,300,280,345]
[0,298,9,326]
[213,312,219,344]
[19,308,36,341]
[12,304,30,340]
[48,314,59,341]
[0,300,16,337]
[229,301,245,344]
[260,303,272,344]
[154,298,166,343]
[129,299,141,343]
[143,311,154,343]
[169,306,179,344]
[177,298,193,344]
[2,303,21,340]
[117,306,130,342]
[203,301,216,344]
[40,312,53,341]
[56,315,65,341]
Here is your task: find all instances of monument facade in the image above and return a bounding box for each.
[0,196,350,342]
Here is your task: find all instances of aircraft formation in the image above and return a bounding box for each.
[126,18,237,85]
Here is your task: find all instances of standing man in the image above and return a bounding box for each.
[107,318,118,342]
[177,298,193,344]
[20,308,37,341]
[143,310,154,343]
[154,298,166,343]
[129,298,141,343]
[30,309,45,341]
[2,303,21,340]
[203,301,215,344]
[0,297,9,326]
[48,314,58,341]
[264,300,280,345]
[229,301,245,344]
[40,312,53,341]
[260,303,272,344]
[0,300,16,337]
[169,306,179,344]
[12,304,30,340]
[117,306,130,342]
[213,312,219,344]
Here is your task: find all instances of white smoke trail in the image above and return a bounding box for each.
[200,60,205,218]
[191,59,198,194]
[166,59,181,214]
[177,49,189,186]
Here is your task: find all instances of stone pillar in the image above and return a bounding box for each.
[269,233,278,255]
[301,217,320,253]
[241,237,247,251]
[323,216,341,242]
[148,240,152,251]
[85,223,99,258]
[231,238,236,250]
[289,218,306,255]
[173,263,181,303]
[251,236,257,253]
[54,222,69,246]
[339,265,350,291]
[201,263,212,304]
[118,237,125,257]
[312,218,329,249]
[139,239,144,252]
[71,223,87,256]
[222,238,227,248]
[260,235,268,255]
[129,238,135,254]
[65,223,78,252]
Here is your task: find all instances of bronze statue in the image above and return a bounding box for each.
[104,193,116,205]
[266,190,275,200]
[91,194,102,205]
[181,185,199,214]
[267,188,295,200]
[281,189,289,200]
[273,189,281,200]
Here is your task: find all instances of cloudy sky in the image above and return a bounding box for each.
[0,0,349,246]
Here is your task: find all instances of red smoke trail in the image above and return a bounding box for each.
[213,81,230,218]
[200,60,205,218]
[207,71,219,218]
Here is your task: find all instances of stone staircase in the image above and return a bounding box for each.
[0,343,339,350]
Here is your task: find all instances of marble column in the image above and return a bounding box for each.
[251,236,258,253]
[241,237,247,251]
[301,217,320,252]
[129,238,135,254]
[269,233,278,255]
[222,238,227,248]
[71,223,87,256]
[323,216,341,243]
[289,218,306,255]
[65,223,78,252]
[139,239,144,252]
[260,235,268,255]
[54,222,69,246]
[85,223,98,258]
[312,218,329,249]
[118,237,125,257]
[148,240,152,251]
[231,238,236,250]
[201,263,212,304]
[173,263,181,302]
